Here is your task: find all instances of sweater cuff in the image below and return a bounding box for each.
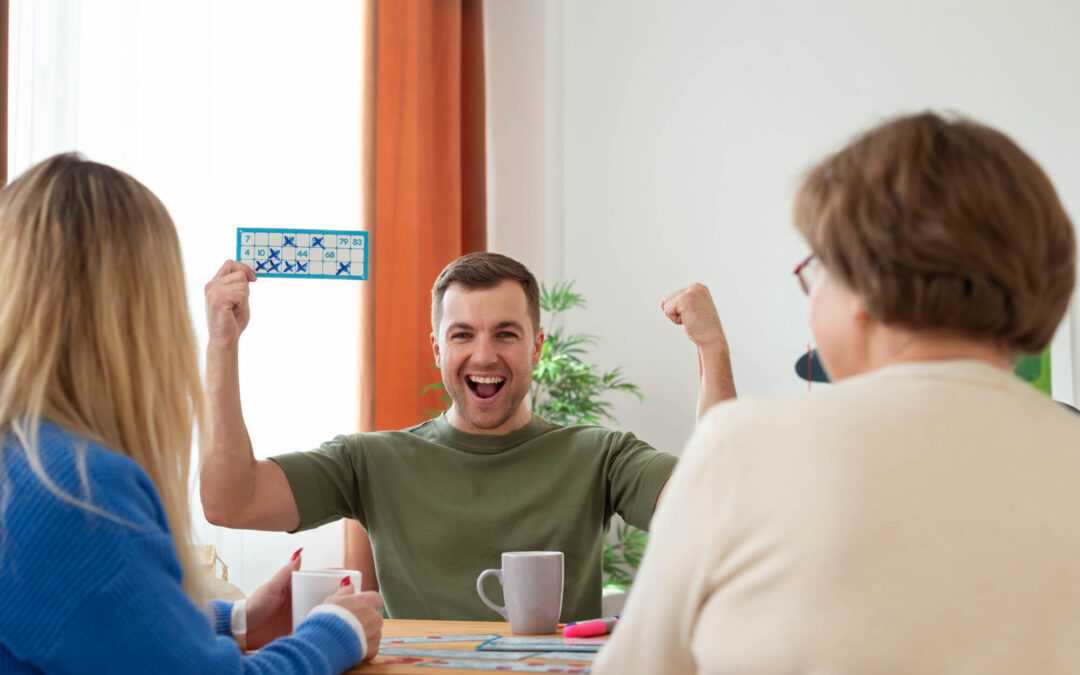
[308,604,367,659]
[293,608,366,668]
[206,599,233,636]
[231,598,247,650]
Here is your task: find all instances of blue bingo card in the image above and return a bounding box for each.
[381,634,501,646]
[476,636,606,653]
[378,648,538,660]
[236,227,368,280]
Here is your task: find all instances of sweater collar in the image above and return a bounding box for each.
[850,358,1036,395]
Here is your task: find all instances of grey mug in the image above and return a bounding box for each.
[476,551,564,634]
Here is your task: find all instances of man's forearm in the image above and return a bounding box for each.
[697,342,736,420]
[201,339,258,525]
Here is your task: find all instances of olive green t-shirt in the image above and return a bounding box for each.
[271,414,676,621]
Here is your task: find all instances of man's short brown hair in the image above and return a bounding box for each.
[431,252,541,333]
[794,111,1076,353]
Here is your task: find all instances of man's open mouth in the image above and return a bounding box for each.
[466,375,506,400]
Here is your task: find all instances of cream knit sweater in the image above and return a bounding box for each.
[594,360,1080,674]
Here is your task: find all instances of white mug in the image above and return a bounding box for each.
[291,569,362,631]
[476,551,564,635]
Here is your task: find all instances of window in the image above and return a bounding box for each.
[8,0,365,592]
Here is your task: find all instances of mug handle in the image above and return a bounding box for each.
[476,568,508,620]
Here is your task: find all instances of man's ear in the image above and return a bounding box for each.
[430,331,441,367]
[532,330,545,367]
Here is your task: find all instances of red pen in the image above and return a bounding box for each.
[563,616,620,638]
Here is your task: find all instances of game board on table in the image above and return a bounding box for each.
[372,633,599,673]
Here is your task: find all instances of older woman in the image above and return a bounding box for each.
[0,154,383,673]
[594,113,1080,673]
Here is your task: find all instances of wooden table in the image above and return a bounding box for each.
[348,619,602,674]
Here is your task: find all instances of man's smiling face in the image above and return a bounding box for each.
[431,280,544,435]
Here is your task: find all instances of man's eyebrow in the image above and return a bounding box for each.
[445,321,526,334]
[445,321,527,334]
[445,322,475,334]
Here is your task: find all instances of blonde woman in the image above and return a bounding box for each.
[594,113,1080,673]
[0,154,383,673]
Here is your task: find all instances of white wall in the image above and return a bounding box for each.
[483,0,550,280]
[486,0,1080,456]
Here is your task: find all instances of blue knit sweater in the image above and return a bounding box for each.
[0,422,363,674]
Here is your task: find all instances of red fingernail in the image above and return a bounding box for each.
[340,576,351,587]
[291,548,303,561]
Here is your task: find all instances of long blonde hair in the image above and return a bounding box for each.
[0,153,207,602]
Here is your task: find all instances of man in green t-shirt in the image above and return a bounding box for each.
[201,253,736,621]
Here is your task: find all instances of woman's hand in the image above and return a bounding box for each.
[324,580,384,662]
[244,548,303,649]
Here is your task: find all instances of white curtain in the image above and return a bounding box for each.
[8,0,365,594]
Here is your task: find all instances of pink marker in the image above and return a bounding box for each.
[562,616,619,638]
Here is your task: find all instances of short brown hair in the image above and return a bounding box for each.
[794,111,1076,353]
[431,252,541,333]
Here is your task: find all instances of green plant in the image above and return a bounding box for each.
[602,520,649,590]
[531,282,643,426]
[420,364,452,420]
[1014,350,1051,395]
[535,282,649,590]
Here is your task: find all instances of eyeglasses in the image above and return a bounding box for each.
[793,254,817,295]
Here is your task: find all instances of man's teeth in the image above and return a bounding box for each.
[469,376,504,384]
